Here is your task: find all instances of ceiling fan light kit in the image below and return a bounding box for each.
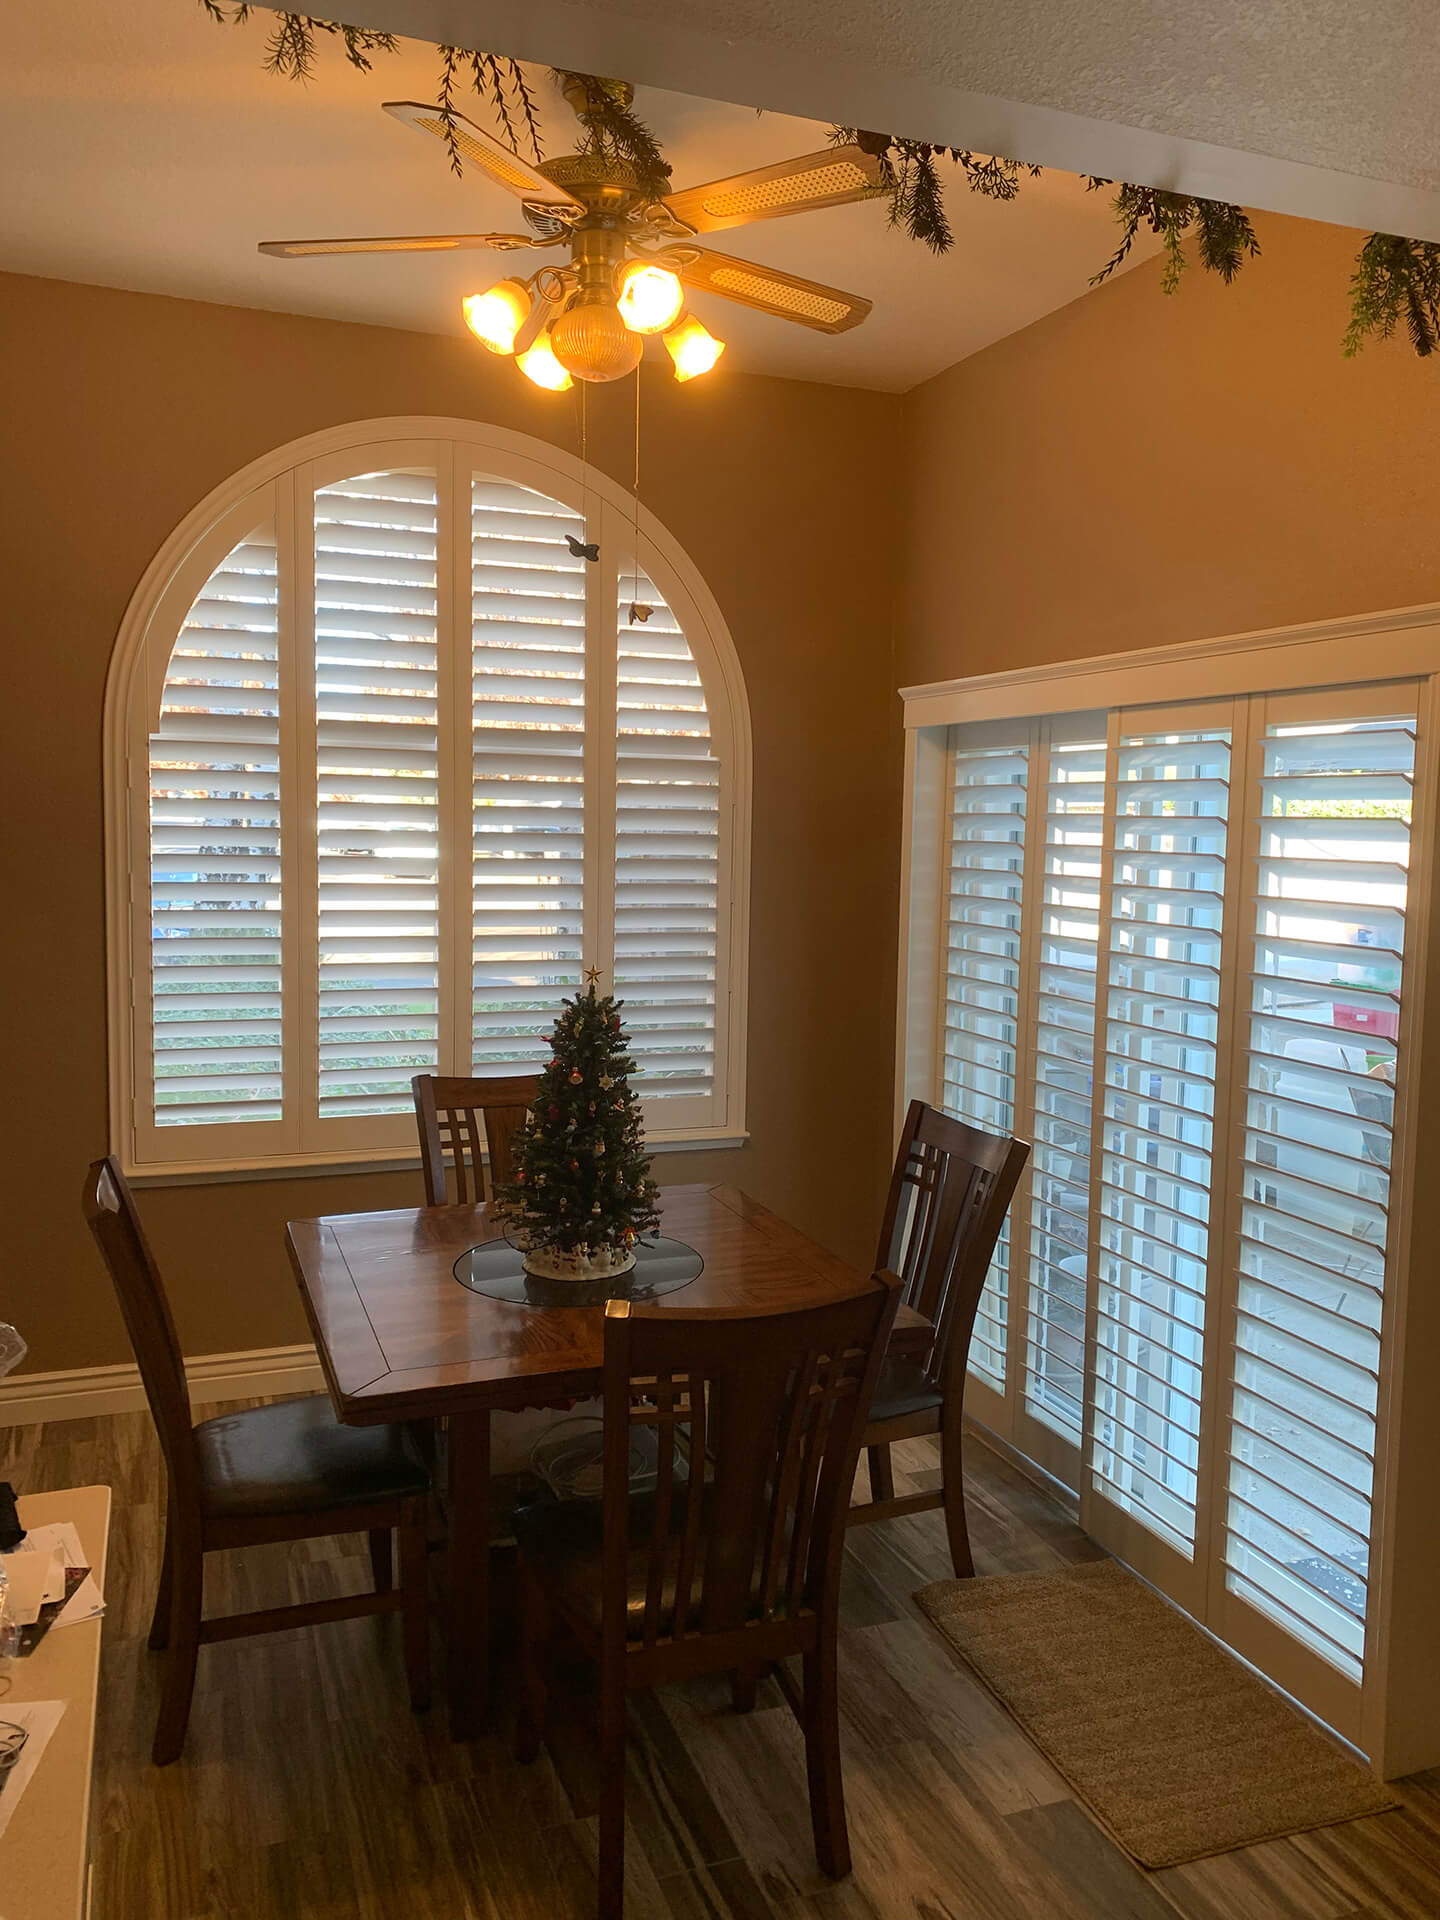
[617,261,686,334]
[515,332,574,391]
[261,92,876,388]
[664,314,726,381]
[461,278,532,353]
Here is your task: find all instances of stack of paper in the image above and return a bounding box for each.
[1,1521,104,1634]
[0,1700,67,1842]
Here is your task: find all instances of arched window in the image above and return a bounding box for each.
[106,419,750,1176]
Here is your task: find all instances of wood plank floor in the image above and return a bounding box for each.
[3,1402,1438,1919]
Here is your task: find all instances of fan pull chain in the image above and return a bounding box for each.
[565,383,600,565]
[628,370,651,626]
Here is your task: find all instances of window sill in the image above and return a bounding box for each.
[123,1129,751,1189]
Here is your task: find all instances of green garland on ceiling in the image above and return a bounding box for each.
[197,5,1440,359]
[197,5,668,194]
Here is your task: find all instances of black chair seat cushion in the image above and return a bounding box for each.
[195,1395,429,1520]
[866,1357,943,1428]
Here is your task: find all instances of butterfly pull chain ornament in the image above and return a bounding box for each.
[566,533,600,562]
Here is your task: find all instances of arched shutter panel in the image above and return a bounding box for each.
[148,524,282,1126]
[314,470,440,1118]
[615,570,719,1099]
[470,477,588,1072]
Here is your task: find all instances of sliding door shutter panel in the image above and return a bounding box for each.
[1223,701,1415,1683]
[941,731,1029,1388]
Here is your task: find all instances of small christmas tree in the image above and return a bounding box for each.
[492,970,661,1280]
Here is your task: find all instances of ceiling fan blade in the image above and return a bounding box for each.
[661,145,887,234]
[259,233,551,258]
[382,101,584,213]
[671,248,871,334]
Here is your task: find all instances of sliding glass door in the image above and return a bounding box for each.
[933,683,1419,1743]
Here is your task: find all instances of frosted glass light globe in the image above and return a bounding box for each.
[550,299,644,382]
[617,263,685,335]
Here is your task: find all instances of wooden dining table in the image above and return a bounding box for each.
[286,1182,924,1736]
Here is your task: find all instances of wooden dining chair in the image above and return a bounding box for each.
[84,1158,432,1765]
[411,1071,540,1206]
[847,1100,1030,1578]
[514,1277,901,1918]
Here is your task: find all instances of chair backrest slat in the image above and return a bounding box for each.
[876,1101,1030,1389]
[603,1279,900,1652]
[83,1158,201,1507]
[412,1072,540,1207]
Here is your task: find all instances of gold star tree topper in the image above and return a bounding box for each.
[584,965,604,989]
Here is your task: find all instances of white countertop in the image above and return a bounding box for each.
[0,1485,111,1920]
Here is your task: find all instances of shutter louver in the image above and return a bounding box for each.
[1224,709,1414,1682]
[314,471,439,1117]
[942,734,1028,1388]
[470,478,587,1070]
[615,570,718,1099]
[149,526,282,1125]
[1024,732,1105,1443]
[1091,729,1231,1556]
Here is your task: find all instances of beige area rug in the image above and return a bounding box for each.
[915,1559,1396,1868]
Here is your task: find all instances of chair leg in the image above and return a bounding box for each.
[368,1527,394,1595]
[731,1665,759,1713]
[148,1507,175,1652]
[152,1533,203,1766]
[802,1638,851,1880]
[939,1408,974,1579]
[596,1672,627,1920]
[515,1561,547,1765]
[398,1509,430,1713]
[866,1442,895,1504]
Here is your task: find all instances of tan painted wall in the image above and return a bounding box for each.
[0,270,903,1374]
[899,211,1440,1775]
[901,215,1440,683]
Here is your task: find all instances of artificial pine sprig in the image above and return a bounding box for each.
[1085,181,1260,293]
[832,128,1040,252]
[552,71,671,199]
[1344,234,1440,357]
[198,5,396,79]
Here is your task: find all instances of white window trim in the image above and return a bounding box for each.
[897,601,1440,1776]
[106,416,752,1178]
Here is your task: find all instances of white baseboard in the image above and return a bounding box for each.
[0,1344,324,1425]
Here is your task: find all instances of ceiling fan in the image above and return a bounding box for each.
[259,79,889,388]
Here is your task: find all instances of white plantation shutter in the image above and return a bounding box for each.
[1091,726,1231,1556]
[147,524,282,1126]
[911,675,1431,1742]
[313,471,440,1118]
[615,569,719,1101]
[1224,702,1415,1682]
[1023,729,1104,1448]
[122,427,747,1173]
[470,478,587,1072]
[940,732,1028,1387]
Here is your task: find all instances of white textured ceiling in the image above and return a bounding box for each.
[362,0,1440,240]
[3,0,1160,391]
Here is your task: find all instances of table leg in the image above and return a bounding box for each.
[447,1409,491,1738]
